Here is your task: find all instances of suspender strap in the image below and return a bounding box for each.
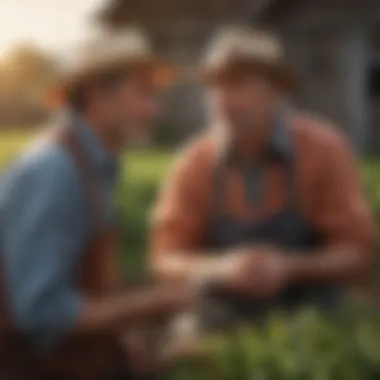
[211,155,298,217]
[54,126,104,231]
[211,156,228,215]
[283,157,298,211]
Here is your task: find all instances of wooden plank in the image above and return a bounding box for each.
[266,1,380,30]
[97,0,262,25]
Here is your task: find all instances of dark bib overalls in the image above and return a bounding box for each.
[204,152,341,324]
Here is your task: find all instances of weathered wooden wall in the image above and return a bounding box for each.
[267,0,380,153]
[98,0,380,152]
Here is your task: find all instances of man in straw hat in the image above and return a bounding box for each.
[0,28,199,379]
[150,26,375,324]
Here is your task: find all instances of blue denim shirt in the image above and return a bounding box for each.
[0,115,118,350]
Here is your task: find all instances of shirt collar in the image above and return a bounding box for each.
[65,111,118,180]
[219,103,293,164]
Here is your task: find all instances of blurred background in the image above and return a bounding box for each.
[1,1,380,378]
[2,0,380,152]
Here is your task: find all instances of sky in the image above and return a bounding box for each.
[0,0,107,56]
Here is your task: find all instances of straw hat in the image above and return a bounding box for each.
[201,26,297,91]
[47,28,173,107]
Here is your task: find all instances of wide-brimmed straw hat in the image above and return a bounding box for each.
[201,26,297,92]
[46,28,173,107]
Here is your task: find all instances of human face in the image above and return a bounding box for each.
[89,73,161,148]
[208,73,281,140]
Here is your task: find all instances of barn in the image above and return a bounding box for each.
[96,0,380,154]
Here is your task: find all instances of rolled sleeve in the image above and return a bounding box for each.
[1,151,85,350]
[149,137,214,265]
[313,134,375,259]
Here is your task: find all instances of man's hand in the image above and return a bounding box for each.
[74,282,202,337]
[152,282,201,314]
[224,248,290,299]
[153,248,289,300]
[119,288,202,376]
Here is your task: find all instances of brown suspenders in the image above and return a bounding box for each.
[55,126,104,230]
[55,126,121,297]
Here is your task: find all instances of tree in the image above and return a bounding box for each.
[0,43,58,126]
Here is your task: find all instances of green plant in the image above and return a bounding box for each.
[1,133,380,379]
[169,304,380,380]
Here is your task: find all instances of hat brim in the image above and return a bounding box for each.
[201,57,298,93]
[45,56,175,109]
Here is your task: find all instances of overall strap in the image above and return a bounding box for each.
[211,155,265,217]
[283,156,298,212]
[54,127,116,296]
[54,126,104,231]
[211,153,299,217]
[210,153,229,217]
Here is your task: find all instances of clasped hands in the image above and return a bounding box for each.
[205,246,291,299]
[119,247,292,372]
